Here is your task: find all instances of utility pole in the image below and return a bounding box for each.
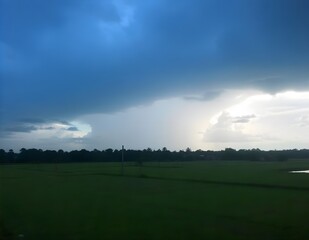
[121,145,124,175]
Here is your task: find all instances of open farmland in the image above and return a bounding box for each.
[1,160,309,240]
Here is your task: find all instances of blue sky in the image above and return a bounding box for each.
[1,0,309,151]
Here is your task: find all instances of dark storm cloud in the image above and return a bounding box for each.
[19,118,47,124]
[1,0,309,130]
[5,125,38,133]
[2,118,69,134]
[18,118,71,126]
[4,124,57,133]
[0,0,120,51]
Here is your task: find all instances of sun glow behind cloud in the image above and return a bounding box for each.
[205,91,309,150]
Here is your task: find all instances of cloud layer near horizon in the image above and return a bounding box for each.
[1,0,309,149]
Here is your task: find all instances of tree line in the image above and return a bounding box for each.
[0,148,309,164]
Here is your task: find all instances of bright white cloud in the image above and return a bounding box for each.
[205,91,309,150]
[204,111,259,143]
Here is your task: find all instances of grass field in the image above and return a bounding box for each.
[1,160,309,240]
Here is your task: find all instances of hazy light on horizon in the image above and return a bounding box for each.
[1,90,308,151]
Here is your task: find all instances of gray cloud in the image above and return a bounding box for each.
[5,125,38,133]
[41,126,55,130]
[184,91,222,102]
[1,0,309,133]
[232,114,256,123]
[298,115,309,127]
[3,119,69,134]
[67,127,79,131]
[4,124,57,133]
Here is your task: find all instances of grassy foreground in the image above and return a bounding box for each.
[0,160,309,240]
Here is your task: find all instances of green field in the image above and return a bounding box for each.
[1,160,309,240]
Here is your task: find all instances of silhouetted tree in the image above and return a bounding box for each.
[0,148,308,165]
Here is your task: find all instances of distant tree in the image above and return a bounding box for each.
[1,147,309,165]
[105,148,113,154]
[223,148,237,160]
[7,149,15,162]
[0,149,6,163]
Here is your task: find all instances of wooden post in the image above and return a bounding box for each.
[121,145,124,175]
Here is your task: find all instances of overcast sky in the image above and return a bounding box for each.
[1,0,309,151]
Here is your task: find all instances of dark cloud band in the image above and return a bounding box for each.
[1,0,309,132]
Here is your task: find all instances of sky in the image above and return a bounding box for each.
[1,0,309,151]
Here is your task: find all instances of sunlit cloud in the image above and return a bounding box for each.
[204,91,309,150]
[204,111,260,143]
